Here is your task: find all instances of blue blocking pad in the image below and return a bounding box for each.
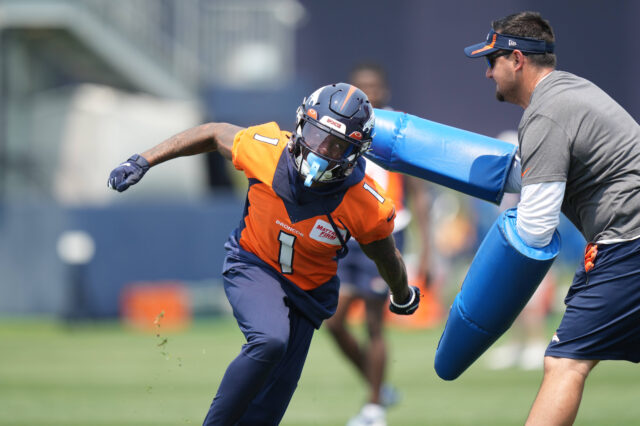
[434,209,561,380]
[368,109,517,204]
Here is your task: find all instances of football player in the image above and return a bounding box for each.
[108,83,421,425]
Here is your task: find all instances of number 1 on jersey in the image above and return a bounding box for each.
[278,231,296,274]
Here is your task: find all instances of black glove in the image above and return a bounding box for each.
[107,154,150,192]
[389,285,420,315]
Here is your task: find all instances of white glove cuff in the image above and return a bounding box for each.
[390,286,416,308]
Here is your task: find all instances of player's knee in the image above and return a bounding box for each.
[365,325,383,340]
[543,356,597,379]
[324,317,344,335]
[244,333,288,364]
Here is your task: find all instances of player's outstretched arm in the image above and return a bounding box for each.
[360,235,420,315]
[107,122,244,192]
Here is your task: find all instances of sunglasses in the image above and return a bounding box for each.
[486,50,512,68]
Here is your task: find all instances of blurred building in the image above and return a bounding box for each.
[0,0,636,318]
[0,0,305,317]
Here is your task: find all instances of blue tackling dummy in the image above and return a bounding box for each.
[367,108,517,204]
[435,209,560,380]
[367,110,560,380]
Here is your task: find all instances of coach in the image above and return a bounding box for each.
[464,11,640,425]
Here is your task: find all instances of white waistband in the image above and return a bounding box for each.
[596,232,640,245]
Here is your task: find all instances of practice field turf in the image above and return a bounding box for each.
[1,316,638,425]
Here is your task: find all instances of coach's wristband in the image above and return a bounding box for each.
[390,286,416,309]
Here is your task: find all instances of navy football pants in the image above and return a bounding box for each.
[203,265,315,425]
[546,237,640,362]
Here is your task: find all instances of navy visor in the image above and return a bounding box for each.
[464,29,555,58]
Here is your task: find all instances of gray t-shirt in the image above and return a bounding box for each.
[519,70,640,242]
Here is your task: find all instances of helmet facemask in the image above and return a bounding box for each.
[291,118,364,187]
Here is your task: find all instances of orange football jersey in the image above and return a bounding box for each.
[231,122,396,291]
[363,158,411,231]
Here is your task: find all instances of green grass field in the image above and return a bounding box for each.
[1,316,639,425]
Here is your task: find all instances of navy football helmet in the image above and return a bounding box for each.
[290,83,374,187]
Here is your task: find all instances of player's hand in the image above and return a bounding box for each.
[389,285,420,315]
[107,154,150,192]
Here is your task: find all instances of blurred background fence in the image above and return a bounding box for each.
[0,0,637,320]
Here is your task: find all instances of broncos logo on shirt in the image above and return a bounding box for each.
[231,122,396,291]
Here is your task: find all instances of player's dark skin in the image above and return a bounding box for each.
[138,122,412,304]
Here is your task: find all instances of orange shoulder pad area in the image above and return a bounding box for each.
[232,122,291,182]
[364,160,406,208]
[336,174,396,245]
